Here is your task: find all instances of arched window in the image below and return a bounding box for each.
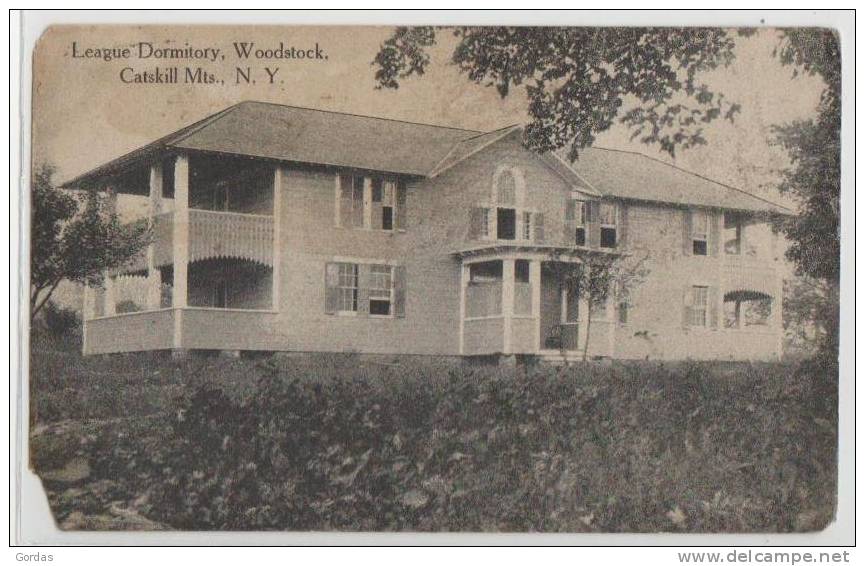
[496,169,517,206]
[492,166,524,206]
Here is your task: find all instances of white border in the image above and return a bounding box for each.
[9,9,856,550]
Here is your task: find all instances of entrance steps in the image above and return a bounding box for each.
[537,350,585,365]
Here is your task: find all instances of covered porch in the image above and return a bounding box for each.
[456,245,616,360]
[82,152,283,355]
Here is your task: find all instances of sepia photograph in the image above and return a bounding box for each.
[13,10,851,545]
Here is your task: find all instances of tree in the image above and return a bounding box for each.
[30,164,150,320]
[770,29,841,358]
[373,27,747,159]
[548,251,649,362]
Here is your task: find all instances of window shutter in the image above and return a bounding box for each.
[533,212,545,243]
[338,175,353,228]
[395,180,407,230]
[709,212,720,257]
[564,200,576,243]
[351,177,365,228]
[708,286,719,328]
[469,207,487,240]
[682,209,693,256]
[371,200,383,230]
[324,262,340,314]
[618,203,629,249]
[586,201,601,248]
[393,265,406,318]
[357,263,371,315]
[682,286,692,327]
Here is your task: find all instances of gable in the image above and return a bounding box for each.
[431,128,599,200]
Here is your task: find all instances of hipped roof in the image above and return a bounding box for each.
[65,100,789,213]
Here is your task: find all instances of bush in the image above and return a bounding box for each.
[138,360,836,531]
[31,352,837,532]
[42,301,80,337]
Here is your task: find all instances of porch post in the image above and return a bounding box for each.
[606,293,616,358]
[529,259,542,352]
[146,162,163,309]
[577,264,590,355]
[172,154,189,348]
[774,276,784,358]
[502,258,515,354]
[458,263,469,355]
[272,166,282,311]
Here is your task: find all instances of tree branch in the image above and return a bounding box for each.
[31,278,62,320]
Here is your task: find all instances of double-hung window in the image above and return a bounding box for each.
[326,262,405,317]
[690,285,709,327]
[368,264,394,316]
[522,211,533,241]
[692,210,709,256]
[338,175,404,231]
[336,263,359,313]
[570,200,587,246]
[724,212,742,255]
[599,203,618,248]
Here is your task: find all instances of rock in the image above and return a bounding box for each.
[795,508,833,532]
[401,489,429,509]
[666,506,687,527]
[41,457,90,484]
[59,506,167,531]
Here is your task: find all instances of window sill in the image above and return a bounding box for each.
[337,226,405,235]
[464,314,505,322]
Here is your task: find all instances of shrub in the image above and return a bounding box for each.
[138,359,837,531]
[31,352,837,532]
[42,301,80,337]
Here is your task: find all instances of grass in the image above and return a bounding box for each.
[29,330,838,532]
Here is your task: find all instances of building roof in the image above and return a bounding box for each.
[65,100,788,213]
[559,147,791,214]
[65,101,480,184]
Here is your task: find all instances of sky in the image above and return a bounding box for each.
[32,25,825,206]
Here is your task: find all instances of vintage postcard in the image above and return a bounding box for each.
[14,11,852,545]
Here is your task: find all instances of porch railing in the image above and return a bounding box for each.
[544,323,579,351]
[466,281,502,318]
[188,209,274,267]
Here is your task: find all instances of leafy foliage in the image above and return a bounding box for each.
[32,352,837,532]
[547,251,649,361]
[41,301,81,337]
[373,27,744,159]
[30,164,150,319]
[769,29,841,358]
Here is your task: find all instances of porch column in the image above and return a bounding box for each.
[606,293,616,358]
[502,258,516,354]
[103,273,116,316]
[529,259,542,351]
[458,263,469,355]
[774,276,784,358]
[272,166,282,310]
[172,155,189,349]
[146,162,163,309]
[577,264,590,355]
[172,155,189,309]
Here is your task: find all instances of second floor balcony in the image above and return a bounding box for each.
[88,151,281,321]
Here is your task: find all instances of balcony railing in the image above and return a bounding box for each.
[188,209,274,267]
